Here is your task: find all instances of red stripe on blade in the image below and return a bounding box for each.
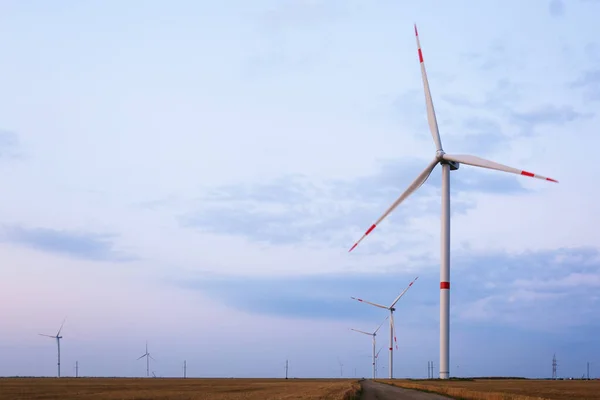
[348,243,358,252]
[440,282,450,289]
[414,24,418,36]
[365,224,376,235]
[418,49,424,63]
[547,177,558,183]
[521,171,534,178]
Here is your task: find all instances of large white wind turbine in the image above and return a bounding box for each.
[350,316,388,379]
[137,341,155,377]
[39,319,66,378]
[348,25,558,379]
[351,276,418,379]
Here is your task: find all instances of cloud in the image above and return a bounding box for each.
[1,226,136,262]
[172,247,600,336]
[509,104,593,135]
[571,69,600,101]
[181,159,529,247]
[549,0,566,16]
[0,130,21,159]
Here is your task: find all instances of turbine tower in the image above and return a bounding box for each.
[350,316,389,379]
[137,341,155,377]
[351,276,418,379]
[348,25,558,379]
[39,319,66,378]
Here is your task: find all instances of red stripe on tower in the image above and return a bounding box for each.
[440,282,450,289]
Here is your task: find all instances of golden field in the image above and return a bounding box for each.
[0,378,361,400]
[377,378,600,400]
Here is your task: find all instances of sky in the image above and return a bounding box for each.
[0,0,599,379]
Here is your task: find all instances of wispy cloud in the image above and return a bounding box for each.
[181,159,529,247]
[571,69,600,101]
[1,226,136,262]
[549,0,566,17]
[0,130,21,159]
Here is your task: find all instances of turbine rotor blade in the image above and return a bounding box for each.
[57,318,66,337]
[415,24,443,152]
[39,334,55,338]
[348,158,439,252]
[391,313,398,351]
[374,315,390,335]
[137,354,148,360]
[350,296,389,310]
[350,328,372,336]
[442,154,558,183]
[390,276,419,308]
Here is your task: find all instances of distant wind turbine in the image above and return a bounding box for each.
[137,341,155,377]
[351,276,418,379]
[39,318,66,378]
[350,316,388,379]
[348,25,557,379]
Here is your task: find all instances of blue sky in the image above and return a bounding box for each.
[0,0,599,379]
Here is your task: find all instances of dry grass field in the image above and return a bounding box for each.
[0,378,361,400]
[377,378,600,400]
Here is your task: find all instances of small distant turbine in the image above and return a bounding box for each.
[350,316,388,379]
[39,318,66,378]
[137,341,155,377]
[351,276,418,379]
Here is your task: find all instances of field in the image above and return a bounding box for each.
[377,378,600,400]
[0,378,361,400]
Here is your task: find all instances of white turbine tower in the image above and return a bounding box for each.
[39,319,66,378]
[137,341,155,377]
[348,25,558,379]
[350,316,389,379]
[351,276,418,379]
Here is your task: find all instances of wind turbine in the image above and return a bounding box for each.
[39,319,66,378]
[351,276,418,379]
[348,25,558,379]
[137,341,155,377]
[350,316,389,379]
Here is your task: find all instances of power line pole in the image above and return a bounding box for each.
[552,354,557,380]
[428,361,430,379]
[285,359,288,380]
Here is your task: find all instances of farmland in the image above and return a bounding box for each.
[0,378,361,400]
[377,378,600,400]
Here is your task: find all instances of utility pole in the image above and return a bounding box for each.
[428,361,430,379]
[285,359,289,379]
[75,361,79,378]
[552,354,557,380]
[183,360,187,379]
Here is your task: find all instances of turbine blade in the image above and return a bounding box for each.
[415,24,443,152]
[391,313,398,350]
[376,346,384,358]
[348,158,439,252]
[39,334,54,338]
[137,354,147,360]
[374,315,389,335]
[56,318,66,337]
[350,328,372,336]
[390,276,419,308]
[350,296,388,310]
[442,154,558,183]
[149,354,156,361]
